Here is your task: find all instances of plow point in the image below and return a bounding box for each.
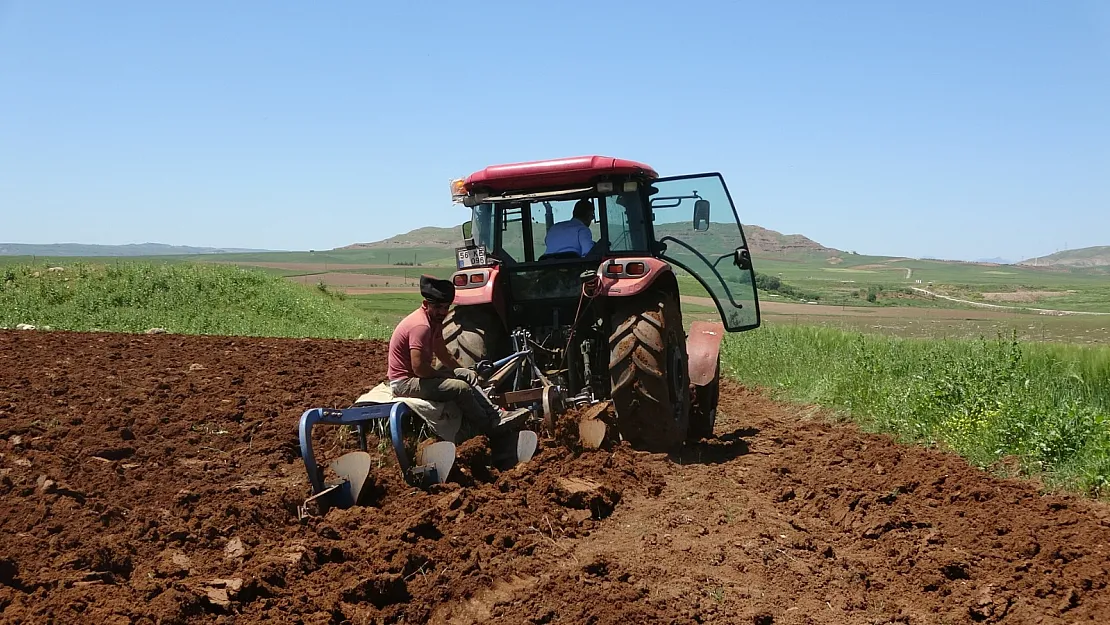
[415,441,457,484]
[329,451,375,508]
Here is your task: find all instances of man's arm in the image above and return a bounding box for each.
[433,335,461,370]
[408,323,450,378]
[579,225,595,256]
[411,347,450,378]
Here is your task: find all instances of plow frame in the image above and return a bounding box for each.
[298,402,413,494]
[298,339,564,512]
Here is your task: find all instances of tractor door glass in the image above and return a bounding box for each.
[649,174,760,331]
[496,204,527,264]
[531,199,602,260]
[604,190,650,253]
[471,203,495,250]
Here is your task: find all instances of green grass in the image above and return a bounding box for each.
[723,324,1110,495]
[347,292,426,325]
[0,262,391,339]
[751,254,1110,309]
[0,254,186,267]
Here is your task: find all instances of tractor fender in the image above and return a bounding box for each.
[687,320,725,387]
[596,257,672,298]
[451,266,506,322]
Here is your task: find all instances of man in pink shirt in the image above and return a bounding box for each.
[388,275,525,440]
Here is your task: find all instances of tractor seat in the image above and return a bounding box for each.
[538,251,582,261]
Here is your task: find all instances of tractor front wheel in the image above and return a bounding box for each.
[608,289,690,452]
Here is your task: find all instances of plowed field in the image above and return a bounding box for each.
[3,330,1110,624]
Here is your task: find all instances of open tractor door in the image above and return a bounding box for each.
[645,173,760,440]
[446,156,760,452]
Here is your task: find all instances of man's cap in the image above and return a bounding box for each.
[420,274,455,304]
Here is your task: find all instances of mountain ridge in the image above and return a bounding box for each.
[0,243,279,257]
[1020,246,1110,268]
[340,223,840,257]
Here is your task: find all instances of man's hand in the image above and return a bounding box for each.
[453,367,479,386]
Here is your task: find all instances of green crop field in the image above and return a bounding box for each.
[0,262,391,339]
[751,253,1110,311]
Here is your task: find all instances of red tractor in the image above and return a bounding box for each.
[444,156,760,452]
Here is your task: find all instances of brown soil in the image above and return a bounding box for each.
[4,330,1110,623]
[343,288,421,295]
[981,290,1072,303]
[205,262,406,272]
[285,273,420,288]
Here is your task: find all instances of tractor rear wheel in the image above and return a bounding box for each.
[608,289,690,451]
[442,305,508,368]
[688,356,720,441]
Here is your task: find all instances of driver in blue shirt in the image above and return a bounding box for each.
[543,198,596,257]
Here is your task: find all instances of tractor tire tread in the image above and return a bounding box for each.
[607,289,690,451]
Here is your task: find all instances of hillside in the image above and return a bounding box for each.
[341,222,838,257]
[341,225,464,250]
[1020,246,1110,268]
[0,242,276,257]
[730,224,839,256]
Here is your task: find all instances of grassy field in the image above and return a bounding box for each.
[760,308,1110,345]
[0,262,391,339]
[752,253,1110,311]
[722,325,1110,495]
[3,258,1109,497]
[7,244,1105,313]
[0,248,458,269]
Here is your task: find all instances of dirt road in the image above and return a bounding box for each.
[3,330,1109,623]
[910,288,1110,317]
[681,295,1037,320]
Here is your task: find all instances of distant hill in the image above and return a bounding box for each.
[0,243,278,257]
[341,226,465,250]
[341,222,839,257]
[734,224,839,256]
[1019,246,1110,268]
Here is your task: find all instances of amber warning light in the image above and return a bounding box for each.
[450,178,467,202]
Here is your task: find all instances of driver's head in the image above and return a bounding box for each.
[419,275,454,324]
[573,198,595,226]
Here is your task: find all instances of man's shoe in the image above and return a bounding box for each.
[495,407,531,431]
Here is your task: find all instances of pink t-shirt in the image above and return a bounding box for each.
[387,308,440,381]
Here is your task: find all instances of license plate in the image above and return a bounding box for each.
[455,246,487,269]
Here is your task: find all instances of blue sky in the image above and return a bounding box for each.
[1,1,1107,261]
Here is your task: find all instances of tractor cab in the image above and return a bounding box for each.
[452,156,759,331]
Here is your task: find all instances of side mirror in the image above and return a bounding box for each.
[693,199,710,231]
[734,248,752,271]
[461,221,473,240]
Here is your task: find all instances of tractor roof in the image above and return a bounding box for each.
[463,155,658,194]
